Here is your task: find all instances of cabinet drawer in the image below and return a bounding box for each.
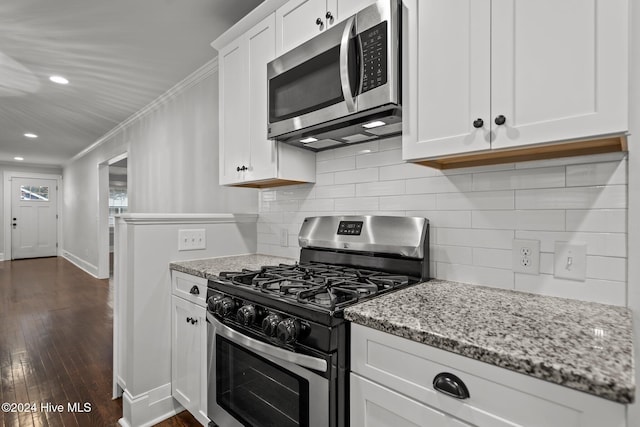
[351,373,472,427]
[172,271,207,307]
[350,324,625,427]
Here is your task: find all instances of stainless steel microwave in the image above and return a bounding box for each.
[267,0,401,151]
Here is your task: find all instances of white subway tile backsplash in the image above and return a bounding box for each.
[437,228,514,249]
[437,190,515,210]
[335,197,379,211]
[317,156,355,173]
[515,151,627,169]
[379,163,438,180]
[514,274,626,306]
[257,146,628,306]
[356,149,403,168]
[316,173,334,186]
[472,211,516,230]
[586,256,626,282]
[406,174,472,194]
[437,263,514,289]
[379,194,436,211]
[356,180,405,197]
[515,231,626,257]
[472,166,565,191]
[315,184,355,199]
[407,210,472,228]
[565,209,626,233]
[516,186,626,209]
[473,248,512,270]
[566,161,627,187]
[431,245,473,264]
[334,167,378,184]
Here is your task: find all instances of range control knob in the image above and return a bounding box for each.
[262,313,282,337]
[236,305,256,325]
[207,295,223,313]
[215,297,235,318]
[277,318,300,345]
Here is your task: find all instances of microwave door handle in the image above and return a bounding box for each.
[340,16,357,112]
[209,312,328,373]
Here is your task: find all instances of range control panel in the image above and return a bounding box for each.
[337,221,363,235]
[359,21,388,94]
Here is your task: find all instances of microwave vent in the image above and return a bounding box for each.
[342,134,376,143]
[363,122,403,136]
[303,139,344,150]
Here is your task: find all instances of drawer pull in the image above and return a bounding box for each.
[433,372,470,399]
[189,285,200,295]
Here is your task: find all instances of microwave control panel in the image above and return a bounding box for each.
[359,21,388,94]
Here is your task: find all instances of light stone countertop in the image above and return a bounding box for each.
[169,254,297,280]
[345,279,634,404]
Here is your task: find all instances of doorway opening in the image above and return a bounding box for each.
[97,153,128,279]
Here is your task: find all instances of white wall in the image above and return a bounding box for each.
[257,138,628,307]
[0,163,63,258]
[62,63,258,273]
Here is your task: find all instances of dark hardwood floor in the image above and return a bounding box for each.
[0,257,199,427]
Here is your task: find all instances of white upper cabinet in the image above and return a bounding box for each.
[275,0,377,55]
[402,0,629,163]
[217,13,316,187]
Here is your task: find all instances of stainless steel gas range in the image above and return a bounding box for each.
[206,215,430,427]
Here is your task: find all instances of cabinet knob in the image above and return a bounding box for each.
[191,318,198,325]
[473,118,484,129]
[433,372,470,399]
[236,165,248,172]
[494,115,506,126]
[186,317,192,323]
[316,17,323,27]
[237,166,241,172]
[325,11,334,22]
[189,285,200,296]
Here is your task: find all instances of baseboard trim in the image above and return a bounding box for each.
[61,251,99,278]
[120,384,184,427]
[0,252,4,261]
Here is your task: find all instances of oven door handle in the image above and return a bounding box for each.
[340,16,357,113]
[208,312,328,373]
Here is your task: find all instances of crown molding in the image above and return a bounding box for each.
[66,57,218,166]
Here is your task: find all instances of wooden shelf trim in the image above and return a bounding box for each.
[414,136,628,170]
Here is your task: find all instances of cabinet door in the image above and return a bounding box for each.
[490,0,628,149]
[330,0,377,27]
[219,38,250,185]
[171,296,206,425]
[350,374,472,427]
[276,0,328,55]
[402,0,491,161]
[245,14,278,182]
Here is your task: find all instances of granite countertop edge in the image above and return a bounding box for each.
[345,280,635,405]
[169,254,298,280]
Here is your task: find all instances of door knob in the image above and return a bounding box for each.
[494,115,506,126]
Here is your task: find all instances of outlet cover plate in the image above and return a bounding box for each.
[554,242,587,281]
[512,239,540,275]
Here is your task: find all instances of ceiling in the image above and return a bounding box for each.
[0,0,263,167]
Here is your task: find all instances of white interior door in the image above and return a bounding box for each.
[11,177,58,259]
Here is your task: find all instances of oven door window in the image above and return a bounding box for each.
[216,335,310,427]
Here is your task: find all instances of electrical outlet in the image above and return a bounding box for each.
[178,229,206,251]
[554,242,587,281]
[512,239,540,275]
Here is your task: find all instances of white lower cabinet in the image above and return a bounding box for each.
[350,324,626,427]
[171,273,208,426]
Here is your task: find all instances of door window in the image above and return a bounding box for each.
[20,185,49,201]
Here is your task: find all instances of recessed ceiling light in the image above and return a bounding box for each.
[14,156,24,161]
[24,133,38,138]
[362,120,386,129]
[300,137,318,143]
[49,75,69,85]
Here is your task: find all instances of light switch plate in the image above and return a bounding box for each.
[178,229,206,251]
[553,242,587,281]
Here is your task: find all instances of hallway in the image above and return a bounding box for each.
[0,257,197,427]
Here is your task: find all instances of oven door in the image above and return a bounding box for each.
[207,313,329,427]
